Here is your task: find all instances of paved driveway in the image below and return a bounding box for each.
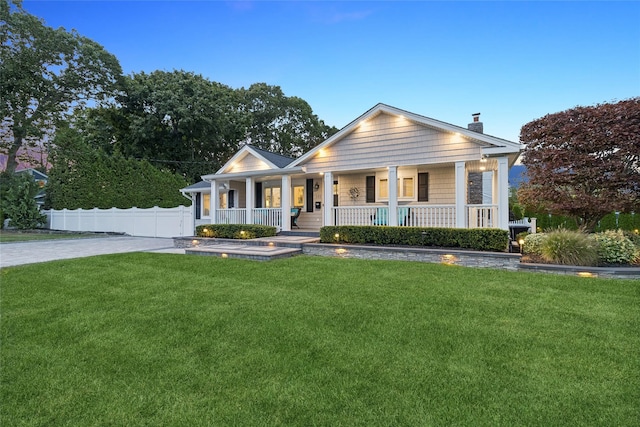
[0,236,183,268]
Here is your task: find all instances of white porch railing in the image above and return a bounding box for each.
[333,206,379,226]
[215,208,246,225]
[213,205,506,230]
[403,205,456,228]
[333,205,458,228]
[252,208,282,228]
[467,204,498,228]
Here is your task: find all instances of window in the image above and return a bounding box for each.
[402,177,414,198]
[379,179,388,199]
[378,173,416,200]
[265,187,281,208]
[293,186,304,207]
[219,192,227,209]
[203,193,210,217]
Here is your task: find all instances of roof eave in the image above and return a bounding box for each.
[201,166,306,182]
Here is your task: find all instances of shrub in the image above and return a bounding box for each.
[540,229,598,266]
[522,233,546,255]
[0,173,47,230]
[195,224,276,239]
[320,226,509,252]
[593,230,637,265]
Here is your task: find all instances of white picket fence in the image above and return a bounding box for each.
[44,206,193,238]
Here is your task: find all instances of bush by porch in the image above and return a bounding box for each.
[195,224,277,239]
[321,226,509,252]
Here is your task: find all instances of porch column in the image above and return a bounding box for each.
[323,172,333,226]
[497,157,509,230]
[190,194,196,234]
[245,177,253,224]
[455,161,466,228]
[210,180,218,224]
[388,166,398,226]
[281,175,291,232]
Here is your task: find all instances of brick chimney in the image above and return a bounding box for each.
[468,113,483,133]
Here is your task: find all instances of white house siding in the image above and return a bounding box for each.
[418,166,455,204]
[303,113,483,173]
[335,174,366,207]
[334,166,455,207]
[226,154,271,174]
[229,182,247,209]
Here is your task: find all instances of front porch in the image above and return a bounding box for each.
[210,203,499,231]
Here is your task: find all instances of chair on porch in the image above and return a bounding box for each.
[371,207,388,226]
[291,207,301,228]
[398,207,411,226]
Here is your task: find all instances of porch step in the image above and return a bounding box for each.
[186,243,301,261]
[180,235,319,261]
[278,230,321,238]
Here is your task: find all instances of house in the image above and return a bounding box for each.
[181,103,523,234]
[15,168,48,208]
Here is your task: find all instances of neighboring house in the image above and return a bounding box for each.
[181,103,523,233]
[15,168,48,208]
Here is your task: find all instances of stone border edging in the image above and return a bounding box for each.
[518,262,640,279]
[302,243,522,271]
[173,237,640,279]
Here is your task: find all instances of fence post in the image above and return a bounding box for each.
[131,207,137,236]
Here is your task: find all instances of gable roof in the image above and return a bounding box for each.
[248,146,296,168]
[290,103,522,167]
[215,144,295,175]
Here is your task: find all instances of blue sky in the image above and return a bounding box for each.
[22,1,640,143]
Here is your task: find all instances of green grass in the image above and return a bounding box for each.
[0,230,106,243]
[2,254,639,426]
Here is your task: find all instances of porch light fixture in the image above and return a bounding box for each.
[314,182,320,191]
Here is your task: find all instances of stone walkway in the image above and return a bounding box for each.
[0,236,184,268]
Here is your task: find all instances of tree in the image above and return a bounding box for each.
[518,98,640,231]
[116,70,245,182]
[0,0,122,174]
[240,83,338,158]
[0,172,46,229]
[46,124,190,210]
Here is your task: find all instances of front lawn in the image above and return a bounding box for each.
[2,254,638,426]
[0,230,106,243]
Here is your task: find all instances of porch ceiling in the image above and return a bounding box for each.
[466,158,498,173]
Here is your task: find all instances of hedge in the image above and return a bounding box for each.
[195,224,277,239]
[320,226,510,252]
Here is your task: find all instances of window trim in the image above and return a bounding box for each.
[376,169,417,201]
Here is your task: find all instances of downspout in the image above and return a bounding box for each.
[180,190,196,236]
